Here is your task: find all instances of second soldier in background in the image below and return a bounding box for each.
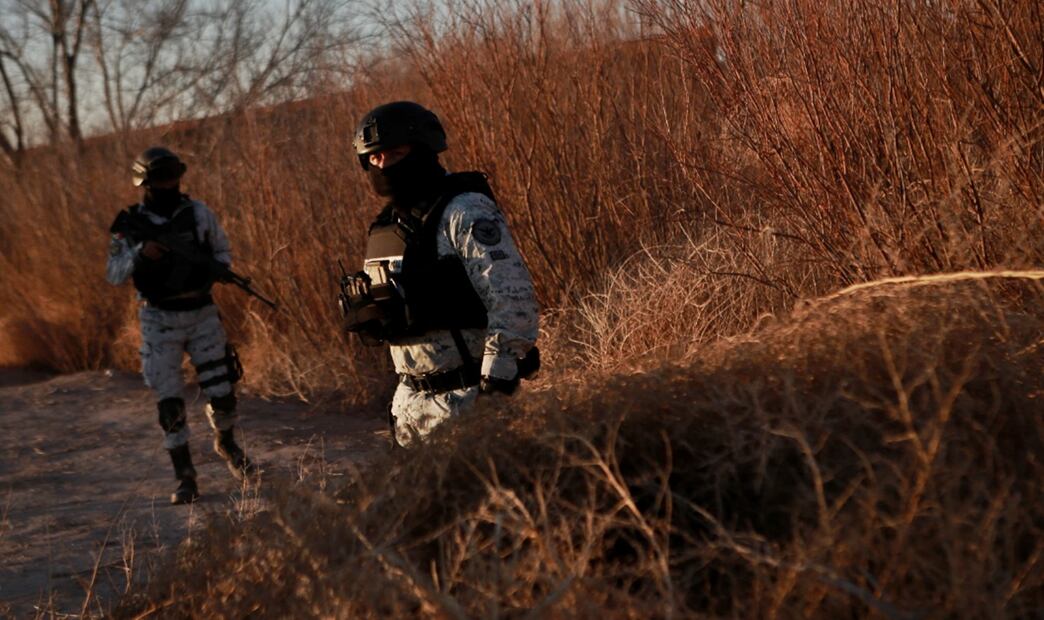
[106,147,256,504]
[340,102,540,446]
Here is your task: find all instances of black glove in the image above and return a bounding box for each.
[517,346,540,380]
[479,374,520,395]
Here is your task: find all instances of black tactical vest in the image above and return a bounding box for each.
[130,202,215,304]
[364,172,494,337]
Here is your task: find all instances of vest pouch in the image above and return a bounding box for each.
[341,267,409,345]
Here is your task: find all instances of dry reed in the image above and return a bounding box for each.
[2,0,1038,402]
[1,0,1041,616]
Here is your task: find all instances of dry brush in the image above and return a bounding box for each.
[116,274,1044,618]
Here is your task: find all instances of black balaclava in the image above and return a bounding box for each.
[367,147,446,210]
[143,185,183,218]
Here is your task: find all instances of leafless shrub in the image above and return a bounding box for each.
[114,274,1044,618]
[3,0,1038,400]
[638,0,1044,285]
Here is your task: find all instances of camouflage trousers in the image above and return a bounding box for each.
[139,303,236,449]
[390,381,480,447]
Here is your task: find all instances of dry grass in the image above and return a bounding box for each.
[0,0,1042,616]
[112,274,1043,618]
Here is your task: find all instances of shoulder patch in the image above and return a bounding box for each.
[472,218,502,246]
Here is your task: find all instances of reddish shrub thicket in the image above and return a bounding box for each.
[0,0,1040,402]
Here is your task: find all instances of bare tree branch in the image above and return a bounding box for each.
[2,0,363,145]
[0,52,26,165]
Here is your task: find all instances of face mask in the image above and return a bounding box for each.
[367,148,446,207]
[144,186,182,216]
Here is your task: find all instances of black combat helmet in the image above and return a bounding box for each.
[131,146,187,187]
[353,101,447,169]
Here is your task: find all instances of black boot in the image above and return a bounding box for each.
[214,427,257,481]
[168,444,200,505]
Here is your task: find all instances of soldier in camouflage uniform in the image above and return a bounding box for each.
[343,101,539,447]
[106,147,255,504]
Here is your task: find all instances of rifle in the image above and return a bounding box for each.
[112,209,279,311]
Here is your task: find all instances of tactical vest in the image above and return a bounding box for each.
[364,172,493,337]
[129,202,215,305]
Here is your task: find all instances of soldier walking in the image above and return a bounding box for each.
[341,102,540,446]
[106,147,255,504]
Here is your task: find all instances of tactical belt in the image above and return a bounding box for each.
[399,365,480,395]
[146,293,213,312]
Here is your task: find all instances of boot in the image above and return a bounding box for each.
[168,444,200,505]
[214,427,257,481]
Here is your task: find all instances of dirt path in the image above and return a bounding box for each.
[0,369,387,617]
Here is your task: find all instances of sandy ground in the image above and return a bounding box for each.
[0,368,388,617]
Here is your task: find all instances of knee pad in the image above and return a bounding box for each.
[157,397,186,433]
[209,392,237,414]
